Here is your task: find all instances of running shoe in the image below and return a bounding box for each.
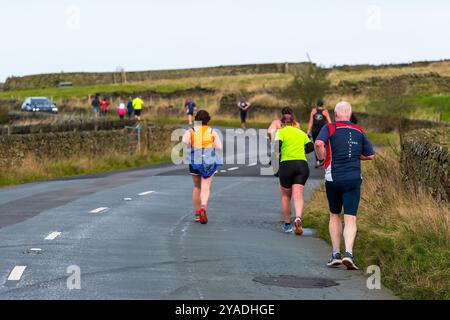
[194,211,201,223]
[342,252,359,270]
[283,223,293,233]
[294,217,303,236]
[327,253,343,267]
[199,208,208,225]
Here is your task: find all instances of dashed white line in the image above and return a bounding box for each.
[45,231,62,240]
[123,198,133,201]
[8,266,26,281]
[227,167,239,171]
[220,170,227,173]
[90,207,109,214]
[247,163,258,167]
[138,191,155,196]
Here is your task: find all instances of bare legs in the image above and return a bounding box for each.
[192,175,214,209]
[280,184,305,223]
[280,187,292,223]
[329,213,357,254]
[329,213,343,253]
[200,176,213,208]
[192,175,201,211]
[343,215,357,254]
[188,114,193,125]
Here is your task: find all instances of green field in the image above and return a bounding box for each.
[354,94,450,122]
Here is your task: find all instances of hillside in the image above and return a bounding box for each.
[1,60,450,123]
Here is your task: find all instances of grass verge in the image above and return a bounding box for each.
[0,152,171,188]
[303,146,450,300]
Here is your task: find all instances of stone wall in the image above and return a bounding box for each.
[400,128,449,202]
[0,122,179,168]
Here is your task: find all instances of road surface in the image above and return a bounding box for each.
[0,128,396,300]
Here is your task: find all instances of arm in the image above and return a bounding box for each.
[324,110,332,124]
[305,141,315,154]
[360,155,375,161]
[267,120,279,141]
[182,130,191,145]
[212,131,223,151]
[307,110,315,135]
[315,140,326,165]
[361,133,375,161]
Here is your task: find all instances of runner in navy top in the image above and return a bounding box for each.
[315,101,375,271]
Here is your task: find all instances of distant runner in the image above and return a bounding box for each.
[118,98,126,120]
[237,98,251,129]
[91,94,101,118]
[182,110,223,224]
[132,97,144,121]
[315,101,375,270]
[127,97,134,119]
[100,97,109,117]
[268,107,300,141]
[184,98,197,125]
[307,100,332,168]
[275,113,315,235]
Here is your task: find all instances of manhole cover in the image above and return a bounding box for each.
[253,275,338,288]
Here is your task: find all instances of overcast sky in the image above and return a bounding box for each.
[1,0,450,82]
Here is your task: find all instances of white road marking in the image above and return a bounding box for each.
[247,163,258,167]
[138,191,155,196]
[220,170,227,173]
[90,207,109,214]
[228,167,239,171]
[45,231,62,240]
[30,248,42,252]
[8,266,26,281]
[123,198,133,201]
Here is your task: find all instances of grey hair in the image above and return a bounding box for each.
[335,101,352,118]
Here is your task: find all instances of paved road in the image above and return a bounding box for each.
[0,128,396,300]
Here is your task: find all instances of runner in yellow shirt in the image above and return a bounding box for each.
[275,113,315,235]
[132,97,144,120]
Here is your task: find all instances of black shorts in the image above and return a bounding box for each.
[134,109,142,116]
[325,179,362,216]
[311,128,321,142]
[279,160,310,189]
[240,110,247,123]
[189,165,200,176]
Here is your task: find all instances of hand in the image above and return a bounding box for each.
[318,158,325,168]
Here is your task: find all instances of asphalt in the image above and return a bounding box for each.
[0,127,397,300]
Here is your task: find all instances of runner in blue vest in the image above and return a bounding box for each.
[315,101,375,270]
[184,98,197,125]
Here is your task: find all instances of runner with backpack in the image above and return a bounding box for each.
[307,100,332,167]
[182,110,223,224]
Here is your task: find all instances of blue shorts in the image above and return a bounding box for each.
[325,179,362,216]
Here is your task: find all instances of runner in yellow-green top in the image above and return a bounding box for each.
[132,97,144,120]
[275,113,315,236]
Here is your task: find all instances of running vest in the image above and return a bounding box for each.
[190,126,222,178]
[313,109,327,130]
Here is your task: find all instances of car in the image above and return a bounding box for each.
[21,97,58,114]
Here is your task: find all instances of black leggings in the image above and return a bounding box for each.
[279,160,310,189]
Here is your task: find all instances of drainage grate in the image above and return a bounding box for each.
[253,275,339,289]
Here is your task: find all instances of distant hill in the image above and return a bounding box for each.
[5,59,450,91]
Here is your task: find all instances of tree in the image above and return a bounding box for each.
[282,64,331,118]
